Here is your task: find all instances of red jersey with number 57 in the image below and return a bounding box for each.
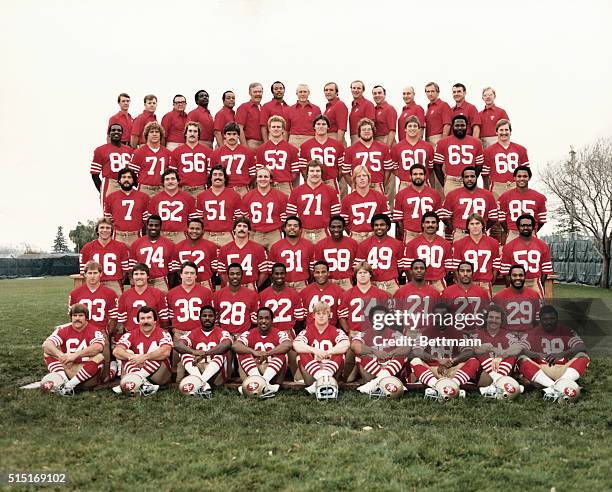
[104,189,150,233]
[286,182,341,230]
[390,139,434,182]
[338,285,390,332]
[80,239,130,282]
[212,286,259,334]
[172,237,218,283]
[355,235,404,282]
[451,235,500,282]
[403,234,453,281]
[46,323,105,357]
[393,185,441,233]
[499,237,553,279]
[497,188,547,231]
[195,188,243,232]
[342,140,394,183]
[298,137,345,181]
[172,143,211,187]
[211,144,256,188]
[118,286,169,332]
[216,240,269,285]
[259,286,305,333]
[130,236,177,279]
[300,282,344,326]
[91,143,133,179]
[255,140,300,183]
[148,190,197,233]
[313,235,358,281]
[438,187,498,230]
[482,142,529,184]
[269,238,314,283]
[433,135,484,177]
[129,145,174,186]
[341,189,390,233]
[241,188,287,233]
[166,284,213,331]
[68,284,118,331]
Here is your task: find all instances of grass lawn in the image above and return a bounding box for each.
[1,277,611,491]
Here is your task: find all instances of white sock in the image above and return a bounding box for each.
[247,367,260,377]
[533,370,555,387]
[262,367,277,383]
[184,361,202,378]
[489,371,501,382]
[64,376,81,389]
[559,367,581,382]
[200,362,221,383]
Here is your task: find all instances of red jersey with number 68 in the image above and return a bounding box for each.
[299,137,345,181]
[241,188,287,233]
[104,189,150,233]
[118,286,169,332]
[130,236,177,279]
[342,140,394,183]
[172,238,218,283]
[129,145,174,186]
[212,286,259,334]
[451,235,500,282]
[341,189,390,233]
[268,238,314,282]
[259,286,305,333]
[80,239,130,282]
[91,143,133,179]
[338,285,390,332]
[433,135,484,177]
[255,139,300,183]
[482,142,529,184]
[403,235,453,281]
[166,284,213,331]
[393,185,441,233]
[195,188,243,232]
[172,143,211,187]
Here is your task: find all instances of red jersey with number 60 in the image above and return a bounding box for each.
[242,188,287,233]
[118,286,169,332]
[172,238,218,282]
[255,139,300,183]
[195,188,243,232]
[130,236,177,279]
[104,189,150,233]
[403,235,453,281]
[268,238,314,283]
[129,145,174,186]
[172,143,211,187]
[338,285,390,332]
[212,286,259,334]
[80,239,130,282]
[390,139,435,182]
[91,143,133,179]
[482,142,529,184]
[166,284,213,331]
[299,137,345,181]
[341,189,390,233]
[393,186,441,233]
[433,135,484,177]
[259,286,305,333]
[451,235,500,282]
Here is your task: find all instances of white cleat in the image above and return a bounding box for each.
[57,384,75,397]
[238,385,244,396]
[519,385,525,394]
[357,380,377,394]
[543,386,560,402]
[112,385,122,394]
[479,384,497,397]
[458,389,466,398]
[139,383,159,397]
[305,382,317,395]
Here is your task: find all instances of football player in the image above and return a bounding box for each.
[300,260,344,326]
[268,216,314,291]
[211,122,256,197]
[259,81,289,142]
[478,88,509,149]
[391,116,435,191]
[171,121,212,198]
[91,123,133,202]
[393,259,440,330]
[492,264,542,331]
[41,304,105,396]
[285,84,321,148]
[313,215,358,291]
[130,94,157,148]
[161,94,188,150]
[439,261,490,316]
[187,90,215,148]
[129,121,174,197]
[450,83,481,137]
[172,218,218,291]
[259,263,306,335]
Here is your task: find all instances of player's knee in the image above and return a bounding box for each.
[410,357,423,366]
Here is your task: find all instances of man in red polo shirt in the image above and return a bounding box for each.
[433,115,484,196]
[299,115,345,191]
[236,82,263,150]
[172,122,211,198]
[479,87,509,149]
[451,83,481,138]
[424,82,452,147]
[286,160,341,243]
[187,90,214,148]
[269,216,314,291]
[214,91,236,147]
[130,94,157,148]
[397,86,426,139]
[172,218,218,291]
[372,85,397,148]
[129,122,174,197]
[161,94,188,150]
[391,116,435,190]
[211,122,256,197]
[260,81,289,142]
[314,216,358,291]
[107,93,133,145]
[482,119,530,200]
[323,81,348,145]
[285,84,321,149]
[349,80,376,144]
[255,115,300,196]
[91,123,133,202]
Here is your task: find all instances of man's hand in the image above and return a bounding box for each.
[545,353,560,365]
[129,353,148,367]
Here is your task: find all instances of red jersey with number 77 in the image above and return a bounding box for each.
[211,144,256,188]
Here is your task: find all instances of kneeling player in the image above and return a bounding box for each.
[174,305,232,396]
[112,306,173,395]
[41,304,105,396]
[293,302,350,396]
[233,307,293,396]
[518,305,589,402]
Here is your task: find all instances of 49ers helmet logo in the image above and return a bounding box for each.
[247,381,260,392]
[385,382,398,392]
[564,387,577,397]
[442,386,456,396]
[124,382,136,391]
[42,381,55,391]
[504,383,516,394]
[182,383,194,393]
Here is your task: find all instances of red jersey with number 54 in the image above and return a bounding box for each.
[433,135,484,177]
[216,240,269,285]
[104,189,150,233]
[212,286,259,334]
[299,137,345,181]
[91,143,133,179]
[172,143,211,187]
[130,236,177,279]
[255,140,300,183]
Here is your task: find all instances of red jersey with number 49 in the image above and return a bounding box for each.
[241,188,288,233]
[104,189,150,233]
[91,143,133,179]
[342,140,394,183]
[500,237,553,279]
[526,325,585,364]
[341,189,390,233]
[212,286,259,334]
[255,140,300,183]
[166,284,213,331]
[80,239,130,282]
[286,183,341,230]
[300,282,344,326]
[259,286,305,332]
[338,285,390,332]
[268,238,314,282]
[390,140,435,182]
[299,137,345,181]
[294,323,349,350]
[171,143,211,187]
[118,286,169,332]
[492,287,542,331]
[195,188,243,232]
[116,325,173,354]
[393,186,442,233]
[68,285,118,331]
[148,190,197,233]
[217,240,269,285]
[211,144,256,188]
[497,188,547,231]
[130,236,177,279]
[313,235,358,280]
[403,235,453,281]
[438,187,498,229]
[482,142,529,184]
[355,235,404,282]
[46,323,105,359]
[451,235,500,282]
[433,135,484,177]
[129,145,174,186]
[172,238,218,282]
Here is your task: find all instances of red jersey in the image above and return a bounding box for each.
[187,106,215,143]
[172,237,218,282]
[313,235,358,280]
[171,143,212,187]
[131,111,156,146]
[213,106,235,133]
[397,102,426,134]
[117,286,169,332]
[68,284,118,331]
[439,283,490,315]
[451,235,500,282]
[211,144,256,188]
[300,282,344,326]
[479,105,509,138]
[108,111,133,144]
[130,236,177,279]
[104,189,150,233]
[390,139,435,181]
[352,326,404,353]
[526,325,585,364]
[417,325,463,359]
[268,238,314,282]
[286,101,322,136]
[294,323,349,351]
[342,140,394,183]
[338,285,390,332]
[242,188,287,233]
[80,239,130,282]
[438,187,498,229]
[235,101,262,141]
[393,283,440,329]
[116,325,173,354]
[259,286,306,332]
[217,240,269,285]
[299,137,345,181]
[374,101,397,137]
[129,145,174,186]
[259,99,289,127]
[195,187,243,232]
[482,142,530,184]
[425,99,452,138]
[161,110,188,144]
[340,189,389,233]
[148,190,197,233]
[212,287,259,334]
[255,139,300,183]
[179,326,232,357]
[46,322,105,360]
[238,327,290,351]
[349,96,376,136]
[452,101,482,135]
[324,98,349,133]
[492,287,542,331]
[355,235,404,282]
[393,185,442,233]
[497,188,547,231]
[286,182,341,230]
[433,135,484,177]
[91,143,133,179]
[166,284,213,331]
[403,235,453,281]
[500,237,553,278]
[477,327,528,354]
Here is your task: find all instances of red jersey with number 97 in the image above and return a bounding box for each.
[104,189,150,233]
[451,235,500,282]
[91,143,133,179]
[299,137,345,181]
[212,286,259,334]
[130,236,177,279]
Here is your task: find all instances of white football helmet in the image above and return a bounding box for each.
[554,379,581,403]
[374,376,404,400]
[120,373,144,395]
[426,378,460,403]
[242,375,267,398]
[493,376,521,401]
[40,373,65,394]
[315,375,339,400]
[179,375,204,396]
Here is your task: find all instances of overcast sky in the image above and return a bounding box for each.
[2,0,611,252]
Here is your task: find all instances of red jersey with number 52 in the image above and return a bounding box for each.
[104,189,150,233]
[212,286,259,334]
[130,236,177,279]
[172,238,218,282]
[91,143,133,179]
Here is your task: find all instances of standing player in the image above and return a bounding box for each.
[259,81,289,142]
[285,84,321,148]
[214,91,236,147]
[500,215,553,297]
[259,263,306,335]
[300,260,344,325]
[104,168,149,247]
[391,116,435,190]
[242,167,288,250]
[492,264,542,330]
[424,82,452,146]
[91,123,133,201]
[130,94,157,148]
[451,83,481,138]
[439,261,490,316]
[217,218,269,290]
[397,86,426,139]
[172,218,218,291]
[349,80,376,144]
[393,164,442,244]
[323,81,348,144]
[236,82,264,150]
[129,122,174,197]
[161,95,188,150]
[79,218,130,295]
[148,169,197,243]
[372,85,397,148]
[341,165,389,243]
[187,90,214,148]
[479,87,509,149]
[107,93,133,145]
[299,115,345,190]
[268,216,314,291]
[393,259,440,330]
[355,214,404,295]
[286,160,341,243]
[171,122,212,198]
[195,165,243,248]
[314,216,358,291]
[212,122,256,197]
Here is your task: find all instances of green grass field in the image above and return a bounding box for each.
[1,277,611,491]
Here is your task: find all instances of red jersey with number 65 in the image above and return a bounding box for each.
[118,286,169,332]
[212,286,259,334]
[172,238,218,283]
[433,135,484,177]
[403,235,453,281]
[195,188,243,232]
[451,235,500,282]
[80,239,130,282]
[393,185,441,233]
[91,143,133,179]
[130,236,177,279]
[104,189,150,233]
[172,143,211,187]
[166,284,213,331]
[255,139,300,183]
[259,286,306,333]
[299,137,345,181]
[482,142,529,184]
[390,139,434,182]
[268,238,314,282]
[129,145,174,186]
[341,189,390,233]
[241,188,287,233]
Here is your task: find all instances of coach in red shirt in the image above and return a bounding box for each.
[236,82,264,150]
[451,83,481,138]
[214,91,236,148]
[286,84,321,149]
[260,81,289,142]
[479,87,509,148]
[108,93,133,145]
[349,80,376,144]
[323,82,348,145]
[397,86,426,140]
[424,82,452,147]
[187,90,215,148]
[130,94,157,148]
[161,95,188,151]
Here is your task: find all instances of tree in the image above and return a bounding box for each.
[69,220,96,253]
[542,139,612,288]
[53,226,69,253]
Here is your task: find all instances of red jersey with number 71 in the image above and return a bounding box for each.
[129,145,174,186]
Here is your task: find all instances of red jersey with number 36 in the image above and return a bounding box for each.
[166,284,213,331]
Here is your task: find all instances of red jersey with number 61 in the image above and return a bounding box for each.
[241,188,287,233]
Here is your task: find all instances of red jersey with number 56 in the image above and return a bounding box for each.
[172,143,211,187]
[268,238,314,282]
[91,143,133,179]
[482,142,529,184]
[129,145,174,186]
[212,286,259,334]
[338,285,390,332]
[403,235,453,281]
[172,238,218,282]
[299,137,345,181]
[341,189,389,233]
[342,140,394,183]
[195,188,243,232]
[433,135,484,177]
[166,284,213,331]
[255,140,300,183]
[393,185,441,233]
[211,144,256,188]
[241,188,287,233]
[390,139,434,182]
[451,235,500,282]
[259,286,305,333]
[68,284,118,331]
[313,235,358,281]
[148,190,197,233]
[104,189,150,233]
[499,237,553,279]
[118,286,169,332]
[130,236,177,279]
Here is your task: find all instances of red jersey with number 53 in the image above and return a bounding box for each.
[403,235,453,281]
[91,143,133,179]
[172,143,211,187]
[313,235,358,281]
[342,140,394,183]
[80,239,130,282]
[259,286,305,333]
[393,185,441,233]
[212,286,259,334]
[438,187,498,229]
[118,286,169,332]
[241,188,287,233]
[211,144,256,188]
[433,135,484,177]
[451,235,500,282]
[255,139,300,183]
[172,238,218,282]
[166,284,213,331]
[148,190,197,233]
[338,285,390,332]
[130,236,177,279]
[68,284,118,331]
[299,137,345,181]
[104,189,150,233]
[497,188,547,231]
[482,142,529,184]
[390,139,434,182]
[195,188,243,232]
[499,237,553,279]
[129,145,174,186]
[341,189,390,233]
[268,238,314,282]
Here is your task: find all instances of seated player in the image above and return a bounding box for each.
[269,216,314,291]
[293,301,350,394]
[174,305,232,395]
[233,306,293,396]
[393,259,440,330]
[518,305,589,401]
[300,260,344,326]
[112,306,173,396]
[493,264,542,332]
[41,303,105,396]
[90,123,133,202]
[313,215,358,291]
[439,261,490,316]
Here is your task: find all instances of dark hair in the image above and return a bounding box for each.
[208,164,229,187]
[223,122,241,135]
[222,91,234,102]
[516,214,536,228]
[421,211,440,226]
[233,217,252,231]
[461,166,477,178]
[271,262,287,273]
[452,114,468,125]
[161,168,180,184]
[284,215,302,228]
[180,261,198,273]
[107,123,123,135]
[410,163,427,175]
[132,263,150,275]
[117,168,138,188]
[173,94,187,104]
[329,215,346,228]
[313,260,330,271]
[147,214,162,225]
[187,218,204,228]
[194,90,208,103]
[200,304,216,318]
[372,84,386,95]
[313,114,330,128]
[117,93,130,103]
[411,258,427,269]
[514,165,532,178]
[452,83,467,92]
[257,306,274,318]
[137,306,158,321]
[457,260,474,272]
[270,81,285,91]
[227,262,243,273]
[370,213,391,229]
[509,264,526,275]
